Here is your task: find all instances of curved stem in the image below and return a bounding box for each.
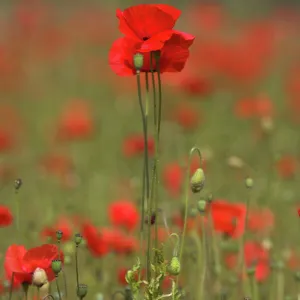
[177,147,203,285]
[168,233,180,257]
[199,215,207,300]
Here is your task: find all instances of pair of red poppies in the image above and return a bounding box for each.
[109,4,195,76]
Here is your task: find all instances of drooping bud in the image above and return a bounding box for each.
[190,168,205,193]
[197,199,207,214]
[74,233,82,246]
[77,284,88,299]
[133,53,144,71]
[32,268,48,287]
[167,256,181,276]
[51,259,62,276]
[245,177,254,189]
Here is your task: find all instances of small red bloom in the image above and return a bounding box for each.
[225,241,270,282]
[41,216,73,242]
[276,155,297,179]
[162,163,183,197]
[172,104,200,130]
[108,200,139,232]
[0,206,13,227]
[4,244,63,286]
[109,31,194,76]
[116,4,181,52]
[247,207,274,233]
[210,200,246,238]
[122,134,154,157]
[82,222,109,258]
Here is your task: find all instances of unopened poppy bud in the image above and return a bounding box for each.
[77,284,88,299]
[188,207,198,218]
[75,233,82,246]
[51,259,62,275]
[133,53,144,71]
[32,268,48,287]
[190,168,205,193]
[56,230,63,241]
[197,199,207,213]
[245,177,254,189]
[167,256,181,276]
[14,178,22,190]
[294,271,300,281]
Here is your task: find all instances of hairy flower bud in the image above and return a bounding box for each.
[190,168,205,193]
[245,177,254,189]
[167,256,181,276]
[51,259,62,275]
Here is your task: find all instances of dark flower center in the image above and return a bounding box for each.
[142,36,149,41]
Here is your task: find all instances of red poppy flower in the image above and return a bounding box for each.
[109,31,194,76]
[210,200,246,238]
[116,4,181,52]
[112,234,139,255]
[4,244,63,286]
[41,216,73,242]
[108,200,139,232]
[56,100,94,142]
[172,104,200,130]
[0,206,13,227]
[39,153,73,177]
[225,241,270,282]
[82,222,109,258]
[162,163,183,197]
[275,155,297,179]
[122,134,154,157]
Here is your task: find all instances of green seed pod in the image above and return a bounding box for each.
[77,284,88,299]
[245,177,254,189]
[167,256,181,276]
[133,53,144,71]
[74,233,83,246]
[197,199,207,214]
[51,259,62,275]
[190,168,205,193]
[56,230,63,241]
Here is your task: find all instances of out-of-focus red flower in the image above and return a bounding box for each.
[255,94,274,118]
[180,76,213,97]
[275,155,297,179]
[234,98,257,119]
[172,104,200,130]
[286,250,300,271]
[172,213,197,232]
[118,267,129,285]
[116,4,181,52]
[41,216,73,242]
[0,206,13,227]
[247,207,274,233]
[39,153,73,177]
[113,234,139,255]
[0,129,14,152]
[225,241,270,282]
[122,134,154,157]
[162,163,183,197]
[108,200,139,232]
[4,244,63,286]
[82,222,109,258]
[56,100,94,142]
[109,32,194,76]
[210,200,246,238]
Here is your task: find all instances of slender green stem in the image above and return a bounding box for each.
[177,147,203,285]
[75,245,80,288]
[276,268,284,300]
[199,215,207,300]
[136,70,150,281]
[55,276,62,300]
[57,241,68,298]
[250,274,259,300]
[8,272,14,300]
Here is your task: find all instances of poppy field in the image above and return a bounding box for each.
[1,1,300,299]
